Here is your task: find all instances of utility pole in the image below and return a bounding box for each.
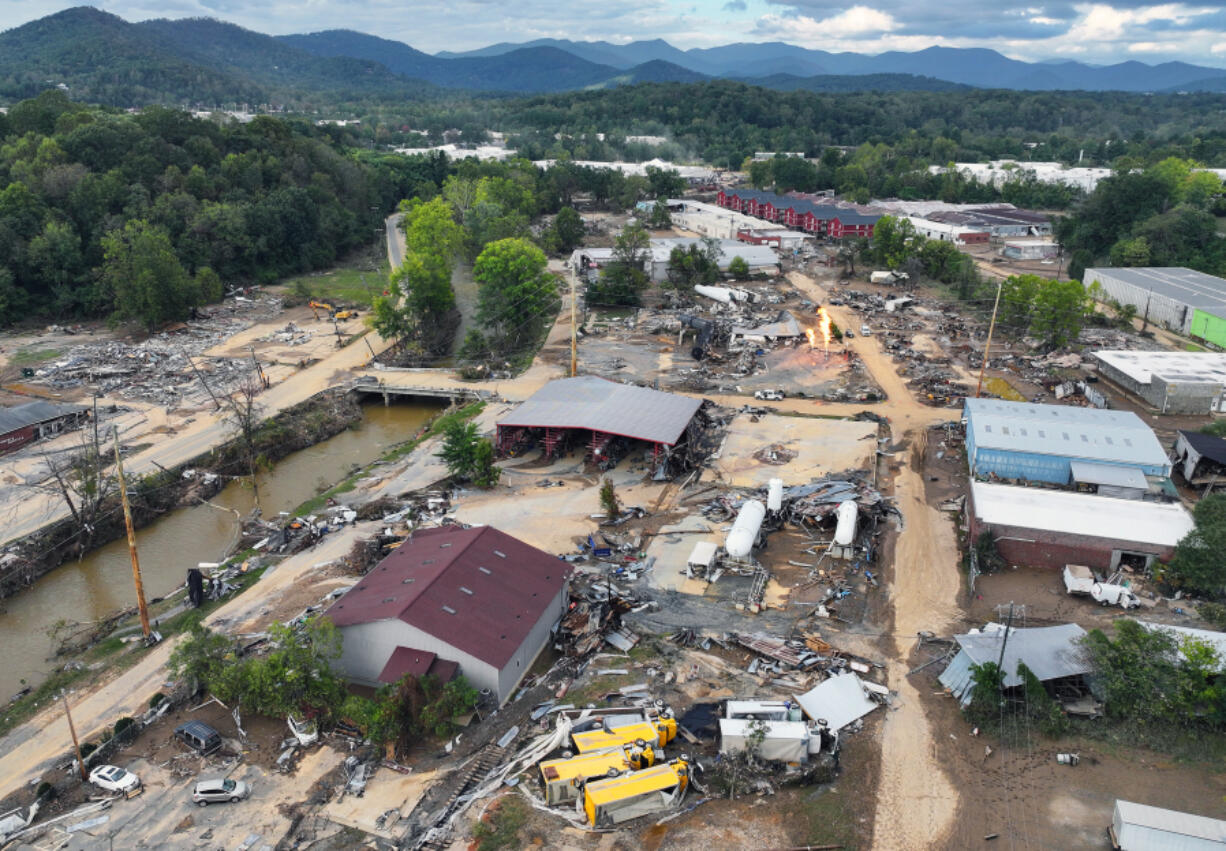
[1141,290,1152,333]
[248,346,269,390]
[113,434,151,640]
[570,273,578,378]
[975,279,1004,398]
[63,692,87,782]
[332,316,344,348]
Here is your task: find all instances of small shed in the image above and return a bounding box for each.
[1173,430,1226,485]
[939,623,1091,708]
[1111,799,1226,850]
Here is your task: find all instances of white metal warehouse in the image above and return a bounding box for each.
[1084,267,1226,336]
[1111,799,1226,850]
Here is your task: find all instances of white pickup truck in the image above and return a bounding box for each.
[1063,565,1141,608]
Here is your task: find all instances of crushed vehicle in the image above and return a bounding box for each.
[580,756,695,827]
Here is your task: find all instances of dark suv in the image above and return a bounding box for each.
[174,720,222,755]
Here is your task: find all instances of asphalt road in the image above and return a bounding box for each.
[386,212,405,270]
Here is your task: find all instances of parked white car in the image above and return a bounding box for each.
[89,764,141,794]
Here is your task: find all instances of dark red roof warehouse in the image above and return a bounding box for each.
[326,525,571,671]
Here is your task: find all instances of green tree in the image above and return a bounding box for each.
[194,267,224,303]
[100,219,198,329]
[1168,493,1226,599]
[645,165,685,200]
[1109,236,1151,267]
[548,206,584,254]
[402,196,464,261]
[169,620,237,694]
[599,477,619,520]
[436,419,501,488]
[727,255,750,279]
[473,238,558,356]
[649,200,672,229]
[1030,277,1090,349]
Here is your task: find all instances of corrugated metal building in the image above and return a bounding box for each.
[964,398,1171,484]
[326,525,571,703]
[1083,267,1226,342]
[0,401,88,455]
[969,482,1194,571]
[496,376,702,464]
[938,623,1090,708]
[1111,799,1226,850]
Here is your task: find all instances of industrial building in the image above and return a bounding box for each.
[326,525,571,703]
[659,198,812,250]
[929,161,1113,194]
[969,481,1194,571]
[496,376,703,466]
[964,398,1172,485]
[902,216,989,245]
[1110,799,1226,850]
[1083,267,1226,344]
[925,206,1052,237]
[939,622,1092,708]
[0,401,88,455]
[1000,239,1058,261]
[569,238,779,283]
[1093,350,1226,414]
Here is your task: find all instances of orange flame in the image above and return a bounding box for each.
[817,306,832,349]
[805,328,817,349]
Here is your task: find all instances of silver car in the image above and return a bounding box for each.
[191,777,249,806]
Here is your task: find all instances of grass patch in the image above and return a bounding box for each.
[281,263,388,309]
[1067,718,1226,767]
[473,795,529,851]
[0,661,91,739]
[8,347,63,366]
[1185,342,1207,352]
[799,787,860,850]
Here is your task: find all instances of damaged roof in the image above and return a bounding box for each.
[326,525,571,670]
[0,401,85,435]
[498,376,702,446]
[940,623,1090,706]
[1178,430,1226,467]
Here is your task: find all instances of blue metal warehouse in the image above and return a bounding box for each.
[963,398,1171,485]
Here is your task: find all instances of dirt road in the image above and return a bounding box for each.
[789,270,964,848]
[0,525,372,803]
[0,328,390,548]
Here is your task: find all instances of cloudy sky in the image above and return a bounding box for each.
[9,0,1226,66]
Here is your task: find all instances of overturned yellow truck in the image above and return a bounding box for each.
[539,740,658,805]
[579,757,693,827]
[569,711,677,753]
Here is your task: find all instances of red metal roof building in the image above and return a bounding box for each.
[327,525,571,702]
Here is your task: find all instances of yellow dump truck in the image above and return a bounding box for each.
[581,757,691,827]
[539,741,658,805]
[571,715,677,754]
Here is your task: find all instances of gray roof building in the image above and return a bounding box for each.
[964,398,1171,484]
[1084,267,1226,336]
[939,623,1090,707]
[496,377,702,459]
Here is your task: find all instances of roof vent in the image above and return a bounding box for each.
[460,586,474,595]
[442,605,457,614]
[440,542,452,549]
[478,566,492,575]
[403,578,414,584]
[493,550,507,558]
[381,597,395,604]
[423,559,435,565]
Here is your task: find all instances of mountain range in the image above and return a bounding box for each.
[2,7,1226,108]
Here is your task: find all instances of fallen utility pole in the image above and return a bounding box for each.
[183,350,222,411]
[113,434,151,640]
[63,692,87,782]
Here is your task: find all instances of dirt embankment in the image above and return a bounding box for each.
[0,390,364,600]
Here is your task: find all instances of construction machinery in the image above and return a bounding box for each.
[308,300,334,320]
[580,756,692,827]
[570,710,677,754]
[539,740,658,805]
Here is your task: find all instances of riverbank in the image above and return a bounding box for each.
[0,389,368,601]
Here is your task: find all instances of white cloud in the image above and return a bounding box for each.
[755,6,898,40]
